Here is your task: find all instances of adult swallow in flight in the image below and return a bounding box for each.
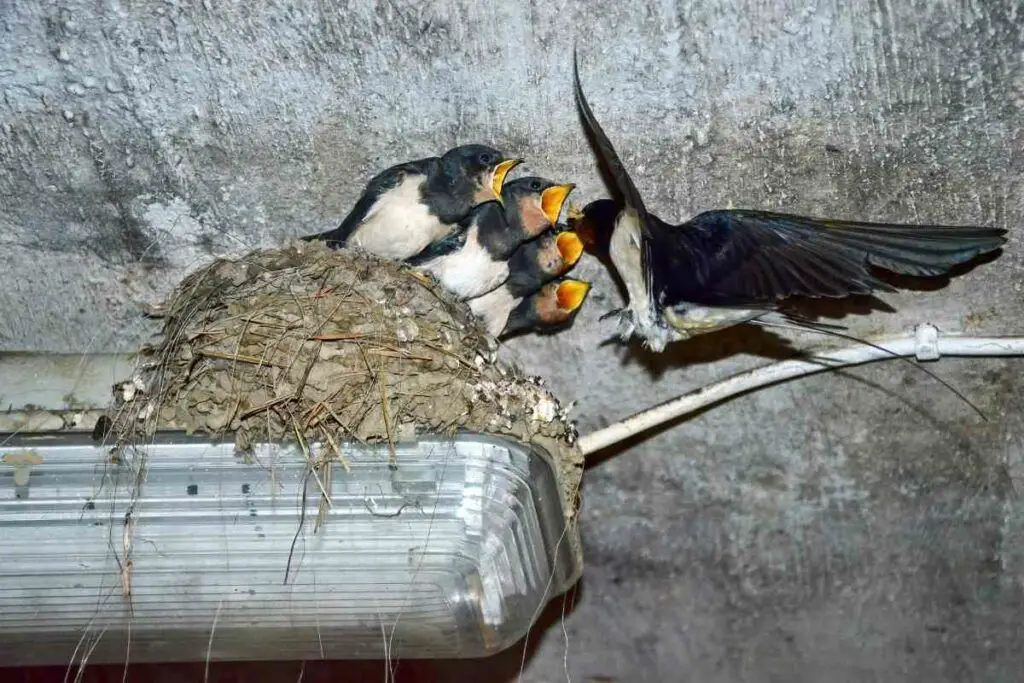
[302,144,522,260]
[571,48,1008,353]
[405,177,577,299]
[470,277,591,338]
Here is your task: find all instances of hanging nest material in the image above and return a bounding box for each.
[106,239,584,536]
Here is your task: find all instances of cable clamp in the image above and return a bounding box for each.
[914,323,940,361]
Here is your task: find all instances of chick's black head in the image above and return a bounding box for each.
[442,144,523,206]
[502,176,576,239]
[443,144,505,173]
[501,176,556,204]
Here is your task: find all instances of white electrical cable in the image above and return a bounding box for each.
[578,328,1024,457]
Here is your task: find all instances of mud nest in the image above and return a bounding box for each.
[106,239,584,532]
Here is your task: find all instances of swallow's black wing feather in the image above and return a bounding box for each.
[404,223,469,265]
[650,210,1007,308]
[573,46,662,308]
[302,158,437,246]
[571,47,651,233]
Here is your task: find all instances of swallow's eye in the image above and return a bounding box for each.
[530,180,542,191]
[478,152,494,165]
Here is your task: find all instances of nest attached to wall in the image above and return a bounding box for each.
[105,239,584,534]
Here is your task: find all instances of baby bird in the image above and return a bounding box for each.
[467,232,588,337]
[406,177,577,299]
[471,278,592,339]
[303,144,522,260]
[503,230,585,295]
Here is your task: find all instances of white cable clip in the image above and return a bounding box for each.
[914,323,941,361]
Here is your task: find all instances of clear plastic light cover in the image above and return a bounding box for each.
[0,432,581,665]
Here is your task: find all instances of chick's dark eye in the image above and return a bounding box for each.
[479,153,493,165]
[530,180,542,191]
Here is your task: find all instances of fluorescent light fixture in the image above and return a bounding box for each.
[0,432,581,665]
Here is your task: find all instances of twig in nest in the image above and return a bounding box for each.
[301,401,328,429]
[311,286,335,299]
[316,334,437,372]
[281,330,311,380]
[198,350,277,367]
[310,332,366,342]
[294,341,323,402]
[227,314,256,427]
[415,340,478,371]
[290,412,333,507]
[405,268,466,316]
[314,458,332,533]
[238,395,294,421]
[378,369,397,468]
[288,286,309,329]
[324,401,371,446]
[369,349,434,362]
[321,427,351,473]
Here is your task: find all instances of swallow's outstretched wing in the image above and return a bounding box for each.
[571,46,650,233]
[649,209,1008,308]
[573,45,662,309]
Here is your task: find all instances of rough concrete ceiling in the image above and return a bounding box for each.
[2,0,1024,680]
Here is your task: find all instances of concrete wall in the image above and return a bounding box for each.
[3,0,1024,680]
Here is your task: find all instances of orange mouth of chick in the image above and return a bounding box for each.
[540,184,575,224]
[556,279,591,312]
[489,158,523,202]
[555,231,584,268]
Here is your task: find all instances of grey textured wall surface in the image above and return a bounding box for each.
[3,0,1024,680]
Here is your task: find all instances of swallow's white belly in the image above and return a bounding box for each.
[348,175,452,260]
[420,228,508,300]
[663,305,762,334]
[468,286,518,337]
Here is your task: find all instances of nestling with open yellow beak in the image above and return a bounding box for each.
[472,278,591,339]
[303,144,522,260]
[406,176,577,299]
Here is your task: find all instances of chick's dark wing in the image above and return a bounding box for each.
[303,158,438,246]
[405,225,468,265]
[649,210,1007,308]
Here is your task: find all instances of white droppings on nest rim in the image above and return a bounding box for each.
[531,396,558,423]
[395,319,420,342]
[470,377,567,426]
[118,381,137,402]
[117,376,147,403]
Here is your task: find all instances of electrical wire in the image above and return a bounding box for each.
[578,326,1024,457]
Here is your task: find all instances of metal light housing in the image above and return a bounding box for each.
[0,431,581,666]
